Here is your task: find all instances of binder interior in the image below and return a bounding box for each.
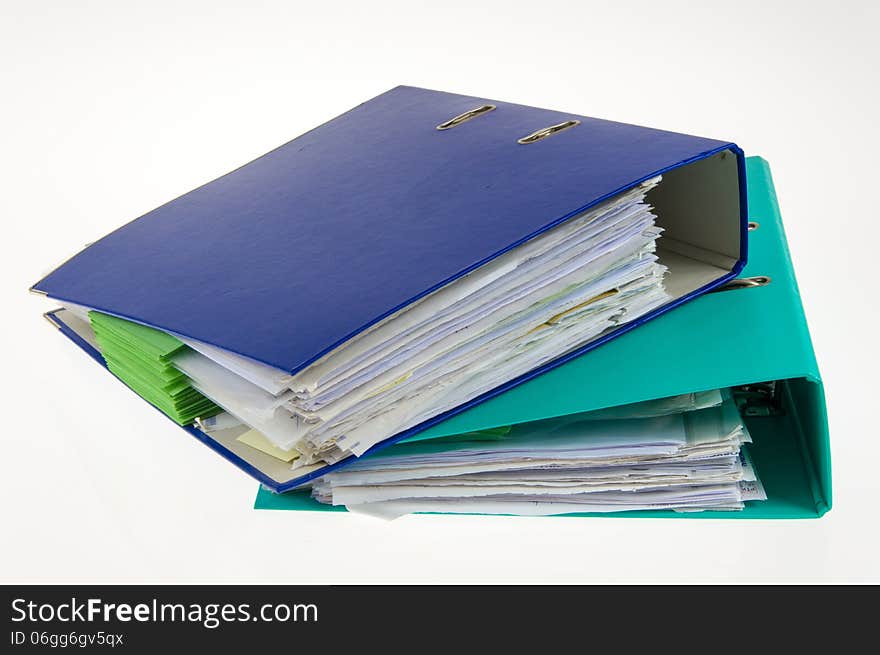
[649,148,743,300]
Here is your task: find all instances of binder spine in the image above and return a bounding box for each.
[743,158,830,514]
[787,378,832,515]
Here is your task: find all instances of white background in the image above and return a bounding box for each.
[2,0,878,584]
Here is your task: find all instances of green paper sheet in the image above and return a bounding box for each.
[89,311,221,425]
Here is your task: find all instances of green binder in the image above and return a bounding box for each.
[255,156,831,518]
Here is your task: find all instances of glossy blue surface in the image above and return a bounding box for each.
[34,86,741,374]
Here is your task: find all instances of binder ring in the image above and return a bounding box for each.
[436,105,496,130]
[748,221,760,231]
[712,275,771,292]
[42,312,60,330]
[518,120,580,144]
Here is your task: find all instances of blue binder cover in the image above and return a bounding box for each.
[32,85,746,375]
[35,86,749,491]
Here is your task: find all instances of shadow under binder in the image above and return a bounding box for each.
[251,156,832,518]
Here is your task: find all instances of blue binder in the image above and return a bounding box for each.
[34,86,748,491]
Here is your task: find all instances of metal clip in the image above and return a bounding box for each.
[517,120,580,144]
[733,381,784,416]
[42,311,61,330]
[712,275,771,293]
[436,105,496,130]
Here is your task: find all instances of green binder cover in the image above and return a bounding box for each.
[255,156,831,518]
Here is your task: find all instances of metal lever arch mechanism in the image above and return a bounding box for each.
[435,107,582,146]
[436,105,496,130]
[712,276,772,293]
[518,120,581,144]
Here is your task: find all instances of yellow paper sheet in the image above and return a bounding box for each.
[236,429,299,462]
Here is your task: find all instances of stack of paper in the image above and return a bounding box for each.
[66,176,672,466]
[308,390,767,518]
